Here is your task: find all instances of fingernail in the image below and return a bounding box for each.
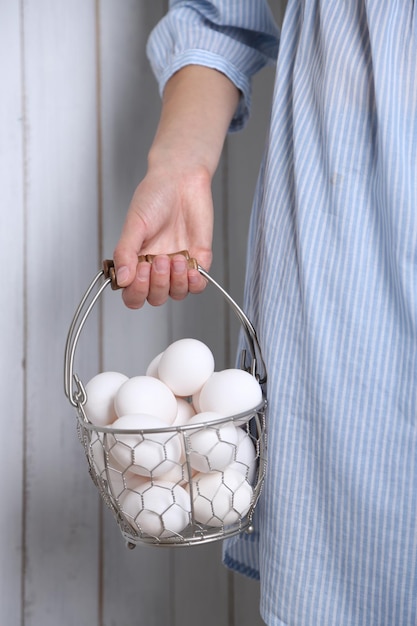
[137,263,150,281]
[153,256,169,273]
[116,266,129,285]
[189,272,200,285]
[173,259,186,274]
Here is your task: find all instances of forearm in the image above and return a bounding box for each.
[148,65,240,178]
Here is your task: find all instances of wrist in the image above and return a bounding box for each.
[145,154,213,204]
[147,143,214,181]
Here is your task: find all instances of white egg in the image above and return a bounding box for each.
[145,351,164,378]
[227,428,257,484]
[189,468,253,527]
[199,369,263,423]
[109,414,182,477]
[84,371,128,426]
[157,338,215,397]
[88,432,145,498]
[173,397,196,426]
[192,388,202,413]
[105,471,148,501]
[114,376,177,424]
[186,412,239,473]
[156,456,190,486]
[121,480,191,538]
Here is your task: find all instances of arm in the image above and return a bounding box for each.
[113,65,240,309]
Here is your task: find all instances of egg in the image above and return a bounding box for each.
[186,412,239,473]
[189,468,253,527]
[120,480,191,538]
[84,371,128,426]
[173,397,196,426]
[157,338,215,397]
[145,351,164,378]
[157,459,190,486]
[199,369,263,423]
[227,428,257,484]
[88,431,145,498]
[191,388,202,413]
[114,376,177,424]
[109,414,182,477]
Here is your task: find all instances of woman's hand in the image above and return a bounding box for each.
[112,65,240,309]
[113,163,214,309]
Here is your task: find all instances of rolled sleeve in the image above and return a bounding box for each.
[146,1,280,131]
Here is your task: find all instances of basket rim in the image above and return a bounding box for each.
[76,397,267,434]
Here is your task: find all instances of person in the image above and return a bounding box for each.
[113,2,417,624]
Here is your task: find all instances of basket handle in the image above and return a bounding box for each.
[64,253,266,407]
[103,250,198,290]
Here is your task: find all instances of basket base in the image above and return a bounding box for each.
[120,518,255,549]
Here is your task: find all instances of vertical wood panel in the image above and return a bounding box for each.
[22,1,101,623]
[0,2,24,623]
[0,1,288,624]
[99,3,173,625]
[98,3,233,624]
[172,543,231,626]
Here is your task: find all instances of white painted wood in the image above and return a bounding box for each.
[0,2,24,623]
[21,1,101,624]
[234,574,265,625]
[173,543,231,626]
[98,4,234,624]
[100,0,170,377]
[98,3,174,625]
[0,1,288,624]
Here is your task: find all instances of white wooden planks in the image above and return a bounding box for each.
[0,1,287,624]
[98,2,173,624]
[0,2,25,623]
[21,1,101,623]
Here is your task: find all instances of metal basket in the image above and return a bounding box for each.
[64,256,267,548]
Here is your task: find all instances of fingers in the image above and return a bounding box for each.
[113,212,146,289]
[120,254,208,309]
[169,254,189,300]
[121,259,150,309]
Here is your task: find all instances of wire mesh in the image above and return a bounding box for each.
[76,403,266,546]
[65,261,267,547]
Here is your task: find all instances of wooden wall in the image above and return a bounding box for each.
[1,1,284,624]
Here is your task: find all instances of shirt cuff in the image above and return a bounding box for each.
[147,48,252,132]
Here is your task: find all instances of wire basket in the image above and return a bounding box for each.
[64,255,267,548]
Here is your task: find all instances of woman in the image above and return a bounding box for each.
[113,2,417,624]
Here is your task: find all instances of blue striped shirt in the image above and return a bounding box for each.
[148,2,417,624]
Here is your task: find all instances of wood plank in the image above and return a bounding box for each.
[99,0,170,378]
[22,2,100,623]
[98,2,173,624]
[98,2,232,622]
[173,543,230,626]
[0,2,24,623]
[233,574,264,625]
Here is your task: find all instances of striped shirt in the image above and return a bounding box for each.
[147,2,417,624]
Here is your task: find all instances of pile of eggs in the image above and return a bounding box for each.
[84,338,263,540]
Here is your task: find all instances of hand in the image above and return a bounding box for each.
[113,164,214,309]
[113,65,239,309]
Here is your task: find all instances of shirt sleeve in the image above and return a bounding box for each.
[146,0,280,131]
